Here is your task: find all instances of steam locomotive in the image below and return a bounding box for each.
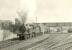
[12,23,42,40]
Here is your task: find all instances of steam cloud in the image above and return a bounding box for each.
[18,0,37,24]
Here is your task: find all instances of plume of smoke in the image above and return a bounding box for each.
[17,11,27,24]
[17,0,37,24]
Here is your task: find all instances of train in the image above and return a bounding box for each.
[11,23,42,40]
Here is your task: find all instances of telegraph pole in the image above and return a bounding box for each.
[36,16,37,23]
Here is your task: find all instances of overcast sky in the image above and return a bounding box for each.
[0,0,72,23]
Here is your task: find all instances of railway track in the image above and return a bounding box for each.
[47,41,72,50]
[1,34,72,50]
[0,34,49,50]
[17,34,62,50]
[0,38,23,49]
[27,34,72,50]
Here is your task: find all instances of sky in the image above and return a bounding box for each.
[0,0,72,23]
